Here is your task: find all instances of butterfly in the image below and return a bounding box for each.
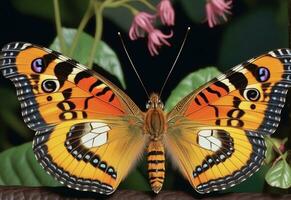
[0,42,290,195]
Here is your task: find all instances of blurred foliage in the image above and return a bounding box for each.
[218,1,288,70]
[0,88,31,151]
[50,27,125,88]
[265,136,278,164]
[180,0,205,23]
[265,155,291,189]
[264,137,291,189]
[0,143,60,186]
[265,137,288,164]
[0,142,151,190]
[10,0,88,27]
[10,0,160,31]
[226,166,268,193]
[165,67,220,111]
[0,0,290,194]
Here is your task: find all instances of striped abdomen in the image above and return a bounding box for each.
[147,140,165,193]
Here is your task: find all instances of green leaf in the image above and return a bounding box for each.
[225,165,268,193]
[265,136,276,164]
[0,127,12,151]
[50,27,125,88]
[218,6,288,71]
[0,142,60,186]
[0,142,150,189]
[0,88,19,110]
[165,67,220,111]
[0,111,31,139]
[265,158,291,189]
[11,0,88,26]
[10,0,157,32]
[179,0,206,23]
[103,7,133,31]
[0,88,31,139]
[119,165,150,191]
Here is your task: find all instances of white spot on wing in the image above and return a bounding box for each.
[91,122,108,129]
[43,47,53,53]
[68,67,84,82]
[81,122,110,148]
[58,55,69,61]
[21,43,31,50]
[221,78,235,91]
[91,126,110,133]
[14,43,19,49]
[268,51,277,57]
[232,64,243,72]
[198,130,222,152]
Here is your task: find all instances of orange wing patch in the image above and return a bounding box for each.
[1,43,130,130]
[2,42,291,195]
[0,42,144,194]
[33,119,145,194]
[167,49,291,193]
[165,123,265,193]
[183,54,288,135]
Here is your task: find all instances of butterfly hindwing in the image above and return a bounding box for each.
[33,119,146,194]
[165,125,266,193]
[0,42,145,194]
[2,42,290,194]
[166,49,291,193]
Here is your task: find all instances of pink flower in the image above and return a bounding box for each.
[147,29,173,56]
[157,0,175,26]
[129,12,155,40]
[205,0,232,28]
[129,10,174,56]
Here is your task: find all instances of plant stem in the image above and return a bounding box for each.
[53,0,67,54]
[104,0,115,4]
[69,0,95,57]
[87,2,104,68]
[266,136,284,158]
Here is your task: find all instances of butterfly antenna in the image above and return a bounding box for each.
[159,27,191,98]
[118,32,150,99]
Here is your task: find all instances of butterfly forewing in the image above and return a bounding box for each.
[0,42,145,194]
[166,49,291,193]
[2,41,290,195]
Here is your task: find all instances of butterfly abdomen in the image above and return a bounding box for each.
[147,140,165,193]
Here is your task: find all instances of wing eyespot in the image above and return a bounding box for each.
[257,67,270,82]
[41,79,60,93]
[243,88,260,101]
[31,58,45,73]
[0,42,144,195]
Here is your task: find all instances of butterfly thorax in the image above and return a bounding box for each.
[144,93,166,193]
[144,93,167,140]
[3,42,291,195]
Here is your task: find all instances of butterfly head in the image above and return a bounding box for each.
[146,93,164,110]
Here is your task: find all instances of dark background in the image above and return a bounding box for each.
[0,0,288,107]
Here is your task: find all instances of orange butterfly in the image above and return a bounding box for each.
[1,42,290,194]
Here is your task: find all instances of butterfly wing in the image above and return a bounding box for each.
[0,42,146,194]
[165,49,291,193]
